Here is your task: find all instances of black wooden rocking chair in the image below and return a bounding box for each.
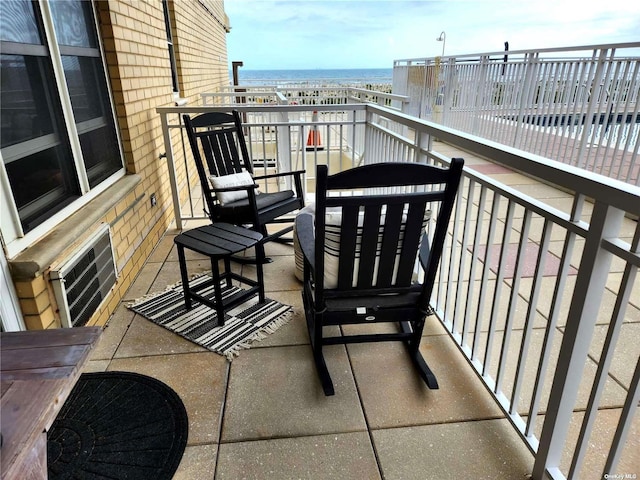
[295,159,464,395]
[183,111,305,257]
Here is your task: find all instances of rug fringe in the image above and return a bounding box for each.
[222,310,294,361]
[128,274,294,361]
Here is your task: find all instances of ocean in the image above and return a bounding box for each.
[232,68,393,87]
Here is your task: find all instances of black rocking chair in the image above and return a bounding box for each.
[295,159,464,395]
[183,111,305,255]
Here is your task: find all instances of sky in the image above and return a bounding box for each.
[223,0,640,70]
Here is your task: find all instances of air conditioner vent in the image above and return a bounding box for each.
[51,224,117,327]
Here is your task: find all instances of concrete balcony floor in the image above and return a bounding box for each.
[86,145,639,479]
[87,236,534,479]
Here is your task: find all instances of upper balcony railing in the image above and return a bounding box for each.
[203,85,408,110]
[393,43,640,185]
[157,102,639,480]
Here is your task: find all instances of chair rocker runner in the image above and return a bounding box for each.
[296,159,464,395]
[183,111,305,261]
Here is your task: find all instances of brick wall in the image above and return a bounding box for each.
[13,0,231,330]
[173,0,230,98]
[170,0,232,207]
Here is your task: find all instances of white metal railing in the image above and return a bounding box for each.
[394,43,640,185]
[204,86,409,112]
[201,88,285,106]
[157,104,369,227]
[156,103,640,480]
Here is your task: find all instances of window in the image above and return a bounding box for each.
[0,0,122,237]
[162,0,179,96]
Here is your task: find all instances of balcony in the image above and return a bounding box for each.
[89,216,537,479]
[5,5,632,477]
[102,100,640,479]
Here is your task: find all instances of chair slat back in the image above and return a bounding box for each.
[201,128,242,176]
[183,111,255,217]
[315,160,464,301]
[184,111,252,178]
[323,195,431,292]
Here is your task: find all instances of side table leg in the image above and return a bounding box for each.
[255,242,266,303]
[224,257,232,288]
[177,245,192,309]
[211,259,225,326]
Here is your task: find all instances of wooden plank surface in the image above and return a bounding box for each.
[1,344,94,373]
[0,326,101,480]
[1,327,102,349]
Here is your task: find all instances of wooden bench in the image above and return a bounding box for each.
[1,326,102,479]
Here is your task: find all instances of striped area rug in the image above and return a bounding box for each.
[127,274,292,360]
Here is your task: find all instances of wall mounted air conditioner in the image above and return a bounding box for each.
[51,223,117,328]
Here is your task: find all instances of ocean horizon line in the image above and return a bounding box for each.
[235,67,392,71]
[232,67,393,86]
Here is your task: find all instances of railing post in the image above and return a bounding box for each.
[513,52,540,149]
[363,107,377,165]
[418,61,429,120]
[276,96,293,189]
[575,48,608,170]
[159,111,183,230]
[532,200,624,480]
[442,57,455,126]
[346,108,363,167]
[471,55,490,135]
[415,129,432,165]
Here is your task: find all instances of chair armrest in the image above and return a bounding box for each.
[295,213,315,273]
[252,170,305,181]
[254,169,305,200]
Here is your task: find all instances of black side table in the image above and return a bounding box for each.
[174,223,265,325]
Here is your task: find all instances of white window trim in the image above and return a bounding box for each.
[2,168,125,259]
[0,0,125,258]
[40,0,91,192]
[163,0,187,106]
[0,248,25,331]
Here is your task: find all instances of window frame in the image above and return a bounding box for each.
[162,0,181,100]
[0,0,124,258]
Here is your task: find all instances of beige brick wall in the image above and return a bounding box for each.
[169,0,232,208]
[93,0,231,326]
[173,0,230,99]
[14,0,231,330]
[15,275,60,330]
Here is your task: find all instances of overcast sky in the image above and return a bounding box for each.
[223,0,640,70]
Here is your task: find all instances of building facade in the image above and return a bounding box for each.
[0,0,231,330]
